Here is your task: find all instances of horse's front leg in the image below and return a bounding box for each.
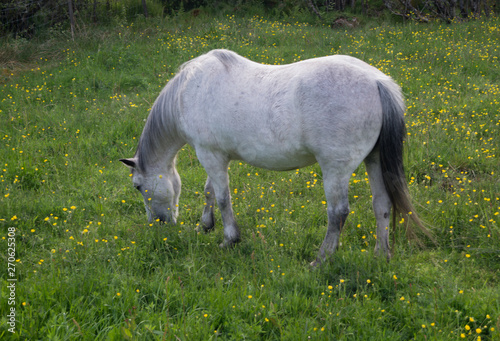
[196,149,241,248]
[201,177,215,232]
[216,184,241,248]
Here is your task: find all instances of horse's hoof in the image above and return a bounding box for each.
[202,225,215,233]
[374,247,392,262]
[201,214,215,232]
[219,241,232,249]
[310,258,321,268]
[219,238,241,249]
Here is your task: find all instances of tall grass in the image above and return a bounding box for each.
[1,13,499,340]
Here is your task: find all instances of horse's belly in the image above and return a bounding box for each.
[234,146,317,171]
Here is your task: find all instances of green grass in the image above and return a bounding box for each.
[1,13,499,340]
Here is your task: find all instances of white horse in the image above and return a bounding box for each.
[120,49,428,265]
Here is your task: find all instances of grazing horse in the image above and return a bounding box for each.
[120,49,427,265]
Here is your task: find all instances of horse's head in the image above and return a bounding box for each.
[120,158,181,224]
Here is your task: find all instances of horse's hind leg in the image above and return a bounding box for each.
[312,166,351,266]
[201,177,215,232]
[364,148,392,259]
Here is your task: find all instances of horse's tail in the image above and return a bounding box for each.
[376,79,434,244]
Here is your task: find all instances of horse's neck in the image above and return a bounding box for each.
[144,140,184,173]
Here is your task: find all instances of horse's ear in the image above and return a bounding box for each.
[120,158,137,169]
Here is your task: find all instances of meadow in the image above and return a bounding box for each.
[1,12,499,340]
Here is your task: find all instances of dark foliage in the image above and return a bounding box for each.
[383,0,496,22]
[0,0,498,38]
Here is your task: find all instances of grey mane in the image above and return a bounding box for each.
[135,50,240,171]
[135,70,185,171]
